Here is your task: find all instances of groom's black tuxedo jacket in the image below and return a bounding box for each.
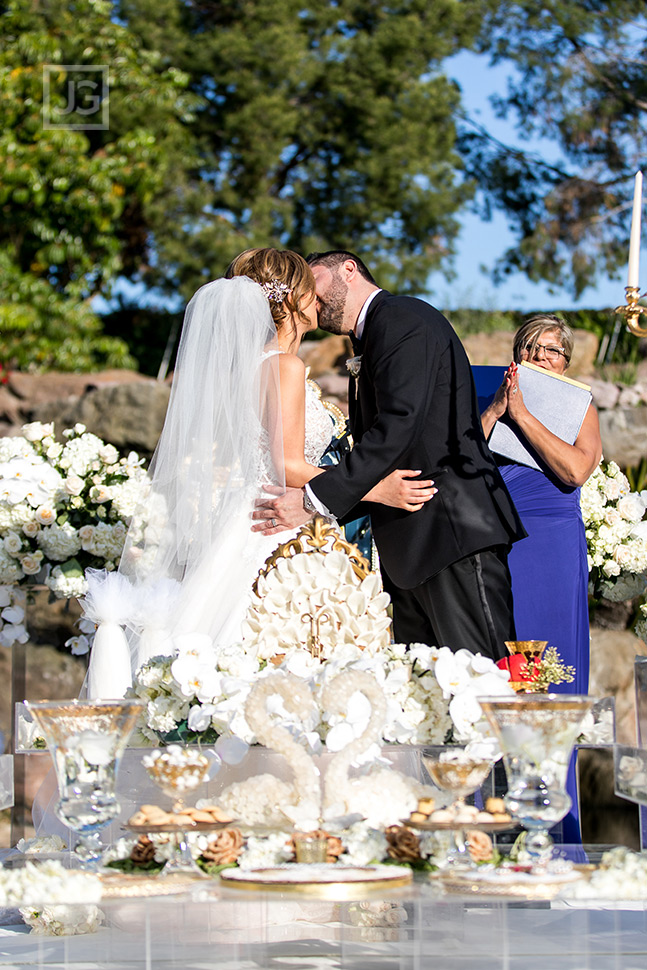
[310,291,526,589]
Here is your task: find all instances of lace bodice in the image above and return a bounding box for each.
[256,353,334,485]
[305,380,334,465]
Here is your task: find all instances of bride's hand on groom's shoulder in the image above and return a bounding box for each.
[363,470,437,511]
[251,485,311,535]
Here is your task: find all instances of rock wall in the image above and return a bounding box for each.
[4,328,646,467]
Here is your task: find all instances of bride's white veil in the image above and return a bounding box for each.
[123,275,284,585]
[82,276,285,693]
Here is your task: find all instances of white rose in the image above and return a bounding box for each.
[98,444,119,465]
[603,479,621,501]
[22,422,54,442]
[20,551,44,575]
[45,442,63,460]
[64,474,84,496]
[89,485,111,504]
[601,560,621,578]
[35,506,56,526]
[78,525,95,551]
[22,520,40,538]
[618,493,645,522]
[3,532,22,555]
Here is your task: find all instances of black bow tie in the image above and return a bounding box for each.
[349,332,362,353]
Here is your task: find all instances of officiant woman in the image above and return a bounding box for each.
[481,315,602,844]
[481,313,602,696]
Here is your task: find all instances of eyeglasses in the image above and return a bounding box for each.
[522,342,567,362]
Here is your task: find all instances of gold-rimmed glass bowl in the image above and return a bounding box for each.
[479,694,593,868]
[25,698,144,868]
[140,745,215,876]
[422,744,493,869]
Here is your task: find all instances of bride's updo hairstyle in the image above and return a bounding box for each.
[226,248,316,333]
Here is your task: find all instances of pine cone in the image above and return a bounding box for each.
[287,829,344,864]
[385,825,421,863]
[201,828,244,866]
[130,836,157,865]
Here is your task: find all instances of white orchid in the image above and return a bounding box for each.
[187,703,218,733]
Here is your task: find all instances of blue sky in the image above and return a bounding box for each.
[426,52,645,312]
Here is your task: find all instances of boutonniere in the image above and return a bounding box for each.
[346,355,362,398]
[346,355,362,378]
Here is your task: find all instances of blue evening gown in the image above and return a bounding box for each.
[499,460,590,846]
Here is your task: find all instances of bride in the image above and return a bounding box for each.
[83,249,432,696]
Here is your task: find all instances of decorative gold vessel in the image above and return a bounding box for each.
[504,640,548,692]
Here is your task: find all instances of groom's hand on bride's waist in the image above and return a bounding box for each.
[251,485,312,535]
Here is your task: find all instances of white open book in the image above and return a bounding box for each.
[488,361,592,471]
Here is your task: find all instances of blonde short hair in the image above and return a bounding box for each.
[513,313,574,367]
[225,248,316,332]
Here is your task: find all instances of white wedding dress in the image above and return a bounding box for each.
[133,374,336,664]
[82,279,341,696]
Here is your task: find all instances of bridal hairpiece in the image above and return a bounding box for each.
[260,279,291,304]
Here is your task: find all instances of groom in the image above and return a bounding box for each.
[256,251,525,661]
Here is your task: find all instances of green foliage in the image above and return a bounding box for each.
[448,308,520,337]
[0,0,197,370]
[119,0,482,297]
[464,0,647,297]
[106,856,237,875]
[106,858,163,874]
[5,0,646,369]
[100,303,182,377]
[625,458,647,494]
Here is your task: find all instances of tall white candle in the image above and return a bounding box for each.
[628,170,643,288]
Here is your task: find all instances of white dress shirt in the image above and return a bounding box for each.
[305,289,382,515]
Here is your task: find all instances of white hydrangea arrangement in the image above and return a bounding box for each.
[580,459,647,601]
[0,422,149,629]
[129,529,513,751]
[130,635,512,753]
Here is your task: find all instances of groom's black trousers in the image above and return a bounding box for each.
[381,545,515,662]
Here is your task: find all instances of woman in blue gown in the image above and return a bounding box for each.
[481,314,602,844]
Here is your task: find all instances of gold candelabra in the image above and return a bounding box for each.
[615,285,647,337]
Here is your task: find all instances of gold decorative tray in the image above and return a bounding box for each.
[220,864,413,898]
[432,864,592,900]
[403,817,516,833]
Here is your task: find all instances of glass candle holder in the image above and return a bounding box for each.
[293,832,329,864]
[479,694,593,868]
[25,698,144,867]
